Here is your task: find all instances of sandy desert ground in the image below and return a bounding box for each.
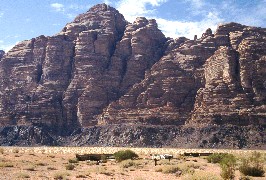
[0,147,265,180]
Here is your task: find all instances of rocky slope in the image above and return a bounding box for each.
[0,4,265,148]
[0,50,4,60]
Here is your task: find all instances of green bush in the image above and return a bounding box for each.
[220,154,236,180]
[239,151,265,177]
[207,153,230,164]
[114,150,138,162]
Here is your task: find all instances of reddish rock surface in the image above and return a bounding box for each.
[0,4,265,148]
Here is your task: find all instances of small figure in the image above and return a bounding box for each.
[154,158,158,166]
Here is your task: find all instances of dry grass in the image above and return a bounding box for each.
[53,171,70,180]
[16,172,30,178]
[65,163,75,170]
[0,162,14,167]
[120,160,137,168]
[182,170,222,180]
[0,148,4,154]
[161,165,179,174]
[0,147,264,180]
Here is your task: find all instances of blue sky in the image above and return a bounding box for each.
[0,0,265,52]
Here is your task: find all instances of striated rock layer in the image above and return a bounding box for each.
[0,4,265,148]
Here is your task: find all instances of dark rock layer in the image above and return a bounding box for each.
[0,124,265,149]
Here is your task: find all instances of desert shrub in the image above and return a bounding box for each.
[87,161,97,166]
[16,173,30,178]
[24,165,35,171]
[100,155,108,163]
[13,149,19,153]
[183,170,222,180]
[0,162,14,167]
[155,167,163,172]
[65,163,75,170]
[94,166,113,175]
[47,166,57,170]
[68,158,79,163]
[101,154,107,160]
[76,174,87,178]
[158,159,175,165]
[114,150,138,162]
[120,160,136,168]
[239,151,265,177]
[0,148,4,154]
[239,176,252,180]
[178,162,198,175]
[220,154,236,180]
[54,172,70,180]
[36,162,47,166]
[161,165,179,174]
[207,153,230,164]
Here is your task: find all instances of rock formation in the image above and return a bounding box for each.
[0,50,4,59]
[0,4,166,129]
[0,4,265,148]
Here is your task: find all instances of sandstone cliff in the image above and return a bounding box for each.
[0,4,265,148]
[0,4,166,130]
[101,23,266,128]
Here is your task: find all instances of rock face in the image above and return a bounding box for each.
[191,25,266,126]
[0,4,265,148]
[101,23,266,128]
[0,4,166,130]
[0,50,4,59]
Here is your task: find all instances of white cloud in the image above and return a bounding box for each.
[68,4,92,11]
[51,3,65,12]
[116,0,168,22]
[157,11,223,39]
[50,3,92,19]
[115,0,223,39]
[0,12,3,18]
[52,23,61,26]
[104,0,112,5]
[186,0,205,9]
[183,0,208,15]
[0,40,18,52]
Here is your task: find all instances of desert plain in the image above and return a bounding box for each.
[0,147,265,179]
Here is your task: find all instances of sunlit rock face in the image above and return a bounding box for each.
[0,4,166,128]
[101,23,266,127]
[0,4,265,148]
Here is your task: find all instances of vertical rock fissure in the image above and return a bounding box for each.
[67,45,76,86]
[36,64,43,83]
